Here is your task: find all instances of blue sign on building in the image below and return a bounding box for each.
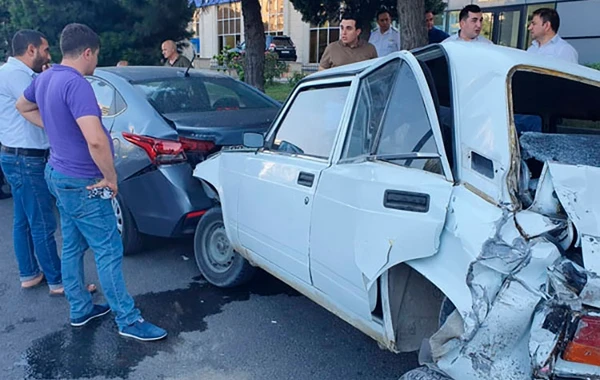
[192,0,239,7]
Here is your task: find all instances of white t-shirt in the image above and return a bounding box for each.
[369,27,401,57]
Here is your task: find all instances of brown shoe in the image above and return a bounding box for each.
[21,273,45,289]
[49,284,98,297]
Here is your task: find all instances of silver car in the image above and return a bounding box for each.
[87,66,281,254]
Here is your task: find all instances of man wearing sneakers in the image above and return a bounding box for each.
[16,23,166,341]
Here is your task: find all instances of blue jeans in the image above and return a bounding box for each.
[44,164,141,328]
[0,152,62,288]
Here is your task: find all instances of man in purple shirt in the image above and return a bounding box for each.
[16,23,166,341]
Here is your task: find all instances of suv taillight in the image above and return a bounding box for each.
[179,137,216,154]
[122,132,186,164]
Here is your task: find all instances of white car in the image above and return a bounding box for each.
[193,42,600,380]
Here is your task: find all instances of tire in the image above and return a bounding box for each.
[399,367,450,380]
[194,206,256,288]
[112,194,144,255]
[0,168,11,199]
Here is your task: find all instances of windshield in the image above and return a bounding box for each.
[133,76,277,114]
[271,37,293,47]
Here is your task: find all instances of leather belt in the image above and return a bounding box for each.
[1,145,49,158]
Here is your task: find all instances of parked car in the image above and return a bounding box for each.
[87,66,281,255]
[193,43,600,380]
[0,166,11,199]
[231,35,297,62]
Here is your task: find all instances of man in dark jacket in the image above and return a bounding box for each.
[426,10,450,44]
[161,40,191,67]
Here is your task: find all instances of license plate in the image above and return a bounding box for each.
[281,50,289,54]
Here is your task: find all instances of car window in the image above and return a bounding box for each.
[375,62,441,174]
[271,84,350,159]
[88,78,117,116]
[133,76,276,115]
[342,60,400,159]
[272,37,293,47]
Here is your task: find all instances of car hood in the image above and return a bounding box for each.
[164,108,279,146]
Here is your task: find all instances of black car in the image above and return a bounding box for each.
[232,35,298,62]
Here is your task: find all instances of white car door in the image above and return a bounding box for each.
[237,80,354,284]
[309,55,454,319]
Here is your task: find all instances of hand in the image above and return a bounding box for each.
[86,178,118,198]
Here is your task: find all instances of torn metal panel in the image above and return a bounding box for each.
[514,210,567,240]
[544,163,600,274]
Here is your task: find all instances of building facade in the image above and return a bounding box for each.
[191,0,600,65]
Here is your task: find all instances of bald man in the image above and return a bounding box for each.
[161,40,191,68]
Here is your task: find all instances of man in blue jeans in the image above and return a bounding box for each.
[0,30,62,292]
[16,23,166,341]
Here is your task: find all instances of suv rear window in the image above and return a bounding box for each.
[271,37,293,47]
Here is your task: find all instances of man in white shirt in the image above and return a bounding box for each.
[443,5,493,44]
[527,8,578,64]
[0,30,94,295]
[369,9,401,57]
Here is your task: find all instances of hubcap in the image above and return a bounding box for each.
[204,222,234,273]
[112,198,123,234]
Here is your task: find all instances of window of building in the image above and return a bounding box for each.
[271,84,350,159]
[261,0,284,35]
[309,20,340,63]
[217,2,242,53]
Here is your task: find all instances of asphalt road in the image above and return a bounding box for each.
[0,197,418,380]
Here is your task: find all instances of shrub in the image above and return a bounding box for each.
[288,71,307,87]
[213,47,287,85]
[587,63,600,70]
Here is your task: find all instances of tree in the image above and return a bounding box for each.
[3,0,194,66]
[0,0,14,61]
[289,0,445,50]
[241,0,265,91]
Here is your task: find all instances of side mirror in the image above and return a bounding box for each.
[243,132,264,149]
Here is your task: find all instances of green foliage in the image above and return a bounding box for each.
[1,0,194,66]
[289,0,446,27]
[287,71,307,87]
[587,63,600,70]
[213,47,287,85]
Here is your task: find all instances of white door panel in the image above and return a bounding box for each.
[311,162,452,316]
[237,153,327,283]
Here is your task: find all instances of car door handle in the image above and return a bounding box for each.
[297,172,315,187]
[383,190,430,213]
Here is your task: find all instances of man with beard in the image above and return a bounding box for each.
[0,30,96,295]
[0,30,63,293]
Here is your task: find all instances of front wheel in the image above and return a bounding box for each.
[194,206,256,288]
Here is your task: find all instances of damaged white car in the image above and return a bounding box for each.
[192,42,600,380]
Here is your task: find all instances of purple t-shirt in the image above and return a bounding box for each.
[23,65,112,179]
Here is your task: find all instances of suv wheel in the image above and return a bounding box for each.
[0,169,11,199]
[194,206,256,288]
[112,194,144,255]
